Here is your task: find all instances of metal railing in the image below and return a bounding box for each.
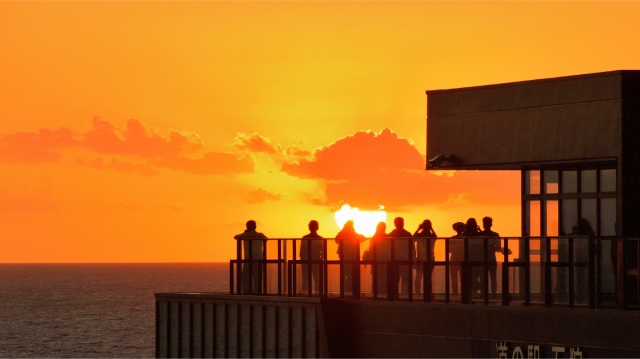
[230,236,640,309]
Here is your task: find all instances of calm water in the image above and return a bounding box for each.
[0,263,228,358]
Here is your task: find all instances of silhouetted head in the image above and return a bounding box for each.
[246,220,257,231]
[342,220,355,231]
[375,221,387,235]
[421,219,432,231]
[578,218,594,235]
[308,220,319,232]
[463,218,479,235]
[452,222,465,235]
[482,216,493,230]
[394,217,404,229]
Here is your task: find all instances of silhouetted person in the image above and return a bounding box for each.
[480,216,502,296]
[335,220,366,296]
[367,221,390,297]
[575,218,595,304]
[449,222,465,295]
[388,217,415,298]
[463,218,483,299]
[234,220,267,294]
[413,219,437,295]
[300,220,324,294]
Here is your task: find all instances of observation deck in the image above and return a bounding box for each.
[156,235,640,358]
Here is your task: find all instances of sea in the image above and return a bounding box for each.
[0,263,229,358]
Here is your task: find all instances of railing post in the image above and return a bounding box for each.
[354,241,361,300]
[461,237,470,304]
[501,237,509,306]
[588,235,596,309]
[569,237,575,307]
[544,236,553,307]
[616,237,624,309]
[424,238,433,303]
[524,237,531,306]
[445,238,450,304]
[262,238,267,295]
[236,238,243,295]
[230,261,235,295]
[323,237,328,298]
[277,238,283,296]
[483,237,489,304]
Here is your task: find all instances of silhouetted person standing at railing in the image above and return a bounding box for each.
[389,217,415,298]
[234,220,267,294]
[575,218,595,305]
[449,222,465,295]
[480,216,502,297]
[336,220,365,296]
[463,218,483,300]
[366,221,390,297]
[300,220,324,294]
[413,219,437,295]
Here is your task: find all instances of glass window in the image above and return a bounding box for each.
[580,199,597,235]
[527,170,540,195]
[561,199,578,236]
[528,200,541,236]
[544,171,559,194]
[600,169,616,192]
[546,200,559,236]
[600,198,616,236]
[581,170,597,193]
[562,171,577,193]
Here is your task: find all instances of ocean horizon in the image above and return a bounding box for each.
[0,263,229,358]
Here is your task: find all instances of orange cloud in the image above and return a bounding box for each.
[0,127,77,163]
[0,118,254,176]
[282,128,519,210]
[245,187,284,204]
[82,117,203,158]
[234,133,278,154]
[84,157,160,177]
[151,152,254,176]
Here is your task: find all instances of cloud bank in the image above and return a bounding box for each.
[0,118,254,176]
[281,128,518,209]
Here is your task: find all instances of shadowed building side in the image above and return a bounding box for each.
[155,293,640,357]
[426,70,640,308]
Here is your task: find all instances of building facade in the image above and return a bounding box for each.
[426,70,640,308]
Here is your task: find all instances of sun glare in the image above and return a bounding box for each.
[334,204,387,237]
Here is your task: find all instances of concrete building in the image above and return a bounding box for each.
[427,70,639,308]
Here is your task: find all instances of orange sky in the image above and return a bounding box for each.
[2,1,640,263]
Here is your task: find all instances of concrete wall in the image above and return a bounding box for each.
[156,293,640,358]
[321,299,640,358]
[155,293,325,358]
[426,71,631,169]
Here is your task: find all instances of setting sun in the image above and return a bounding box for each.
[334,204,387,237]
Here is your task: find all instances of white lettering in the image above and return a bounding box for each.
[512,346,524,359]
[569,347,582,359]
[552,346,565,359]
[527,345,540,359]
[497,341,509,359]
